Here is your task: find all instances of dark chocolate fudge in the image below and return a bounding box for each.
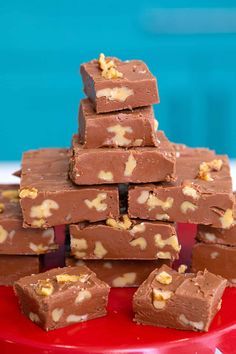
[133,264,226,331]
[80,54,159,113]
[128,145,234,228]
[19,149,119,228]
[66,258,171,287]
[0,255,41,286]
[79,98,158,148]
[69,131,176,185]
[192,242,236,287]
[0,185,58,254]
[69,217,180,260]
[14,266,110,331]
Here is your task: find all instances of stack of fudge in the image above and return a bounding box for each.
[9,54,235,332]
[4,54,235,289]
[65,54,182,286]
[0,185,58,285]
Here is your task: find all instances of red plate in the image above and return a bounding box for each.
[0,224,236,354]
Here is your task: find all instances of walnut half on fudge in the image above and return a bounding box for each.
[14,266,110,331]
[133,265,226,332]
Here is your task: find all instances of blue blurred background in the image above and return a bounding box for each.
[1,0,236,161]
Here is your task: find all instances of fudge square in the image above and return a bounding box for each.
[19,148,119,228]
[0,255,41,286]
[80,54,159,113]
[191,242,236,287]
[14,266,110,331]
[66,258,171,287]
[0,185,58,254]
[79,99,158,148]
[133,264,227,332]
[69,216,180,261]
[128,145,235,228]
[69,131,176,185]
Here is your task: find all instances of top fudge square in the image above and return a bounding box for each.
[80,54,159,113]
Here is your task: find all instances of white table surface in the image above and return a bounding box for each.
[0,160,236,189]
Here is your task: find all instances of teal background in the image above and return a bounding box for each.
[0,0,236,160]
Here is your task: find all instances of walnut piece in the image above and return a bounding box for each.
[155,233,181,252]
[56,274,88,283]
[84,193,107,212]
[219,209,234,229]
[179,314,204,331]
[52,308,64,322]
[107,124,132,146]
[130,222,146,235]
[98,53,123,79]
[155,213,170,221]
[197,159,223,181]
[75,290,92,304]
[178,264,188,273]
[155,271,172,285]
[124,153,137,177]
[30,200,59,219]
[106,214,132,230]
[19,188,38,199]
[152,288,173,309]
[204,233,216,242]
[0,225,8,243]
[94,241,108,258]
[0,203,5,213]
[66,314,88,323]
[112,272,136,287]
[96,87,134,102]
[129,237,147,250]
[98,170,114,182]
[29,312,40,323]
[1,189,19,201]
[147,194,174,211]
[156,251,172,259]
[180,201,198,214]
[35,279,54,296]
[137,190,149,204]
[182,185,200,200]
[29,242,49,254]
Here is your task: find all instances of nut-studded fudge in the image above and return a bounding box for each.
[133,264,227,331]
[80,54,159,113]
[192,242,236,287]
[79,99,158,148]
[66,258,171,287]
[0,185,58,254]
[70,216,180,260]
[0,255,41,286]
[14,266,110,331]
[69,131,176,185]
[19,148,119,228]
[128,145,234,228]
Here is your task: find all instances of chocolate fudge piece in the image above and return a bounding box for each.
[14,266,110,331]
[79,99,158,148]
[80,55,159,113]
[192,242,236,287]
[20,148,119,228]
[66,258,171,287]
[0,185,58,254]
[69,131,176,185]
[133,264,226,331]
[69,217,180,260]
[0,255,41,286]
[128,145,234,228]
